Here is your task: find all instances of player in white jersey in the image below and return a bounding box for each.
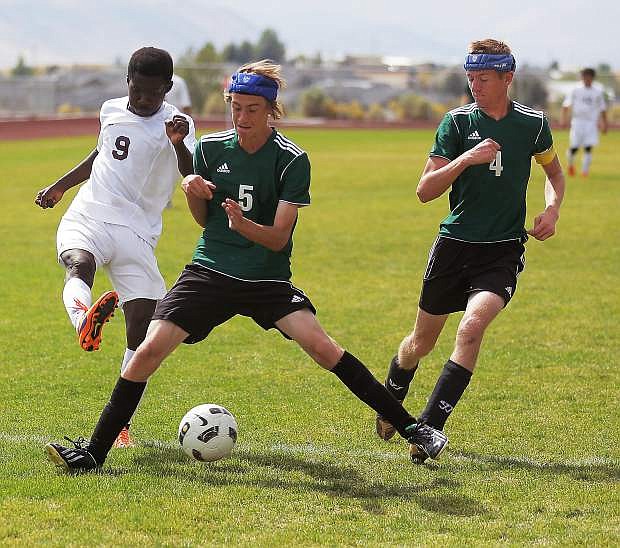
[166,74,192,115]
[164,74,193,208]
[35,47,196,446]
[562,68,608,177]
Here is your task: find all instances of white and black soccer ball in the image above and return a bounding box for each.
[178,404,238,462]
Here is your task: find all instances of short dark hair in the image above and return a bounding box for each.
[127,47,173,81]
[581,67,596,78]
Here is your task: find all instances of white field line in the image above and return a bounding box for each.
[449,451,619,469]
[0,432,405,461]
[2,432,618,468]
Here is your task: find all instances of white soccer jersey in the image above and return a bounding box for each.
[166,74,192,111]
[65,97,196,246]
[563,85,606,124]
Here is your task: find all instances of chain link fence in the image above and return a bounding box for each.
[1,62,617,124]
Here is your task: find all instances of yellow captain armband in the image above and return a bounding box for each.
[534,146,556,166]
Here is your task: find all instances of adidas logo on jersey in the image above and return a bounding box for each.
[505,286,513,297]
[467,130,481,140]
[217,163,230,173]
[291,295,304,303]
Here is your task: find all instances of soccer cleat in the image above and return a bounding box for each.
[405,422,449,461]
[45,436,99,472]
[581,171,589,178]
[409,444,429,464]
[113,425,135,448]
[568,165,576,177]
[77,290,118,351]
[376,412,400,441]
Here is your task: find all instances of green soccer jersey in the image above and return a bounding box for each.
[192,128,311,281]
[430,101,554,242]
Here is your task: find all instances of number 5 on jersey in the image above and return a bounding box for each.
[489,151,503,177]
[238,185,254,211]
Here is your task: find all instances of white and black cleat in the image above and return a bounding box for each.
[45,436,99,472]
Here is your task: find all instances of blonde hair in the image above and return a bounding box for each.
[224,59,286,119]
[469,39,512,55]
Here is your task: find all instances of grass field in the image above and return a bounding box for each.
[0,128,618,546]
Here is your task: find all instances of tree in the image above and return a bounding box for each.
[11,56,34,77]
[366,103,386,121]
[254,29,285,62]
[177,43,224,116]
[221,41,255,64]
[511,71,548,108]
[299,87,330,117]
[221,43,239,63]
[203,92,227,116]
[595,63,619,95]
[237,41,255,64]
[389,93,436,121]
[441,70,466,97]
[195,42,220,64]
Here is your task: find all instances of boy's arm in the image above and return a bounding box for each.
[600,109,608,134]
[166,115,194,176]
[35,149,98,209]
[181,175,216,228]
[222,199,298,252]
[527,156,565,241]
[417,138,501,203]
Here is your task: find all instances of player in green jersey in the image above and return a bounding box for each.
[45,60,448,473]
[376,39,566,460]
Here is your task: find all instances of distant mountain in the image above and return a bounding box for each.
[0,0,259,68]
[1,0,618,70]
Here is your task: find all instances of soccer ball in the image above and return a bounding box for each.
[178,404,238,462]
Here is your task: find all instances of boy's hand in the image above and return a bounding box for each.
[35,183,64,209]
[181,175,216,200]
[527,206,559,241]
[222,198,244,231]
[165,115,190,145]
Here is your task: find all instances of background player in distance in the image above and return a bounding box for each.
[166,73,193,116]
[164,73,193,208]
[562,68,608,177]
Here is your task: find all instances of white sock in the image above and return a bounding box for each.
[121,348,135,375]
[567,149,576,167]
[63,278,92,331]
[582,152,592,174]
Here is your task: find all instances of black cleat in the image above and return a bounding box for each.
[45,436,99,472]
[405,422,448,461]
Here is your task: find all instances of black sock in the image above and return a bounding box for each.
[331,351,417,437]
[419,360,472,430]
[87,377,147,464]
[384,354,417,401]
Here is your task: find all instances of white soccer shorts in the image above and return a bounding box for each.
[569,120,599,148]
[56,211,167,306]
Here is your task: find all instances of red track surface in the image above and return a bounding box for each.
[5,115,601,141]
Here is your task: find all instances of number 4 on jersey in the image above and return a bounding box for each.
[489,151,503,177]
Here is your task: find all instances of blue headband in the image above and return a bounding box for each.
[464,53,516,72]
[228,72,278,101]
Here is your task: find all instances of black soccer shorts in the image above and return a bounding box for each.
[419,236,526,315]
[152,263,316,343]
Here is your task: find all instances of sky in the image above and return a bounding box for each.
[1,0,619,71]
